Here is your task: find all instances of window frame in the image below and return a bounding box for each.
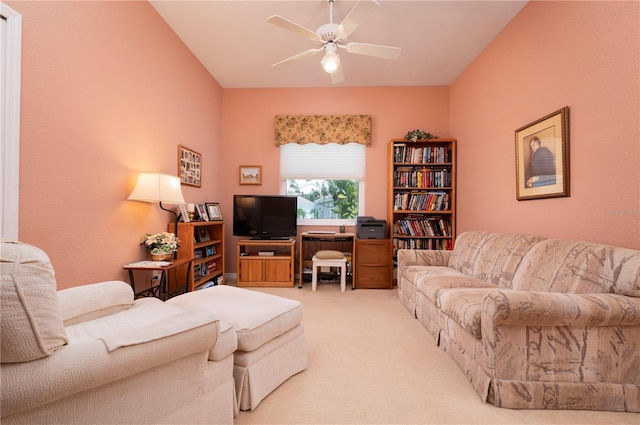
[280,143,365,226]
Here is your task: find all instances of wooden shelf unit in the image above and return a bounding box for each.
[236,239,296,287]
[169,221,224,291]
[388,138,457,261]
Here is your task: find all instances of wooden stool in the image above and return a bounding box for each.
[311,250,347,292]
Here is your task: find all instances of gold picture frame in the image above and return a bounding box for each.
[239,165,262,185]
[205,202,223,221]
[515,107,570,201]
[178,145,201,187]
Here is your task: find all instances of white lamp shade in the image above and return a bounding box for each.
[127,173,186,204]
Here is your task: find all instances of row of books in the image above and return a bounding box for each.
[394,167,451,188]
[393,192,449,211]
[194,260,217,281]
[392,237,452,254]
[394,216,452,237]
[393,144,452,164]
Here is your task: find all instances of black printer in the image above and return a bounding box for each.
[356,216,387,239]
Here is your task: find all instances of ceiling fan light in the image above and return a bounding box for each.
[321,52,340,74]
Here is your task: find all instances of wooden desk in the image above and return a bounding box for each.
[299,232,355,289]
[123,257,193,300]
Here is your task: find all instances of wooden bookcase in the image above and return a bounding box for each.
[388,138,457,262]
[169,221,224,291]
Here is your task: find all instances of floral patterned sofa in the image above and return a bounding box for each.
[397,231,640,412]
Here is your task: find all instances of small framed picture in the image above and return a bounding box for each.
[196,227,210,242]
[239,165,262,185]
[178,203,190,222]
[206,202,223,221]
[515,107,570,201]
[195,203,209,221]
[178,145,202,187]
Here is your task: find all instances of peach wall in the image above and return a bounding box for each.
[10,1,639,290]
[451,1,639,249]
[220,87,450,271]
[9,1,223,288]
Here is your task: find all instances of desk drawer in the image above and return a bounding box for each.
[355,265,392,289]
[354,239,392,289]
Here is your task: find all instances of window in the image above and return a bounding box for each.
[280,143,365,225]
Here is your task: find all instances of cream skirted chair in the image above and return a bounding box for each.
[1,240,236,425]
[311,250,347,292]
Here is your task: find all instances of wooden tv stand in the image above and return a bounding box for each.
[236,238,296,287]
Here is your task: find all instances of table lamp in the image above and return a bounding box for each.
[128,173,186,257]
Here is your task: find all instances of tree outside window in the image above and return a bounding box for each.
[287,179,359,220]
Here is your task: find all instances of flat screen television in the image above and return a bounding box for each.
[233,195,298,239]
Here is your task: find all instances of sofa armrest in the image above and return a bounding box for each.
[484,290,640,327]
[481,290,640,383]
[1,316,218,417]
[57,281,134,326]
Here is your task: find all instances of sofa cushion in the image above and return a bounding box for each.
[1,240,68,363]
[209,319,238,361]
[408,265,498,305]
[448,232,545,288]
[512,239,640,296]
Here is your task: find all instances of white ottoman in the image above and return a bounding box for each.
[168,285,307,412]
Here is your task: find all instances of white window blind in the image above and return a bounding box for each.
[280,143,365,180]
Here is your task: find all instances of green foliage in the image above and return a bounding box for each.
[287,179,358,220]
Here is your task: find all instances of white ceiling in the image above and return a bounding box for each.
[150,0,528,88]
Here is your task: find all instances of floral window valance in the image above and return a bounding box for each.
[274,115,371,146]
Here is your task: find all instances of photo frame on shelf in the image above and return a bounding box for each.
[515,107,570,201]
[195,203,209,221]
[196,227,210,243]
[239,165,262,185]
[205,202,223,221]
[178,204,190,222]
[178,145,202,187]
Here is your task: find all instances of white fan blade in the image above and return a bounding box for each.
[271,48,323,68]
[330,62,345,84]
[266,15,322,43]
[336,0,380,39]
[345,42,401,60]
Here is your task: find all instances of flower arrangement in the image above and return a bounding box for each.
[140,232,180,255]
[405,129,438,142]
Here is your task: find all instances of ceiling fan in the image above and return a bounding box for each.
[267,0,401,84]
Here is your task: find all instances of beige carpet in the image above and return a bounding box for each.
[232,282,638,425]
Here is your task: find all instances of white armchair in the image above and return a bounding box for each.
[1,240,236,425]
